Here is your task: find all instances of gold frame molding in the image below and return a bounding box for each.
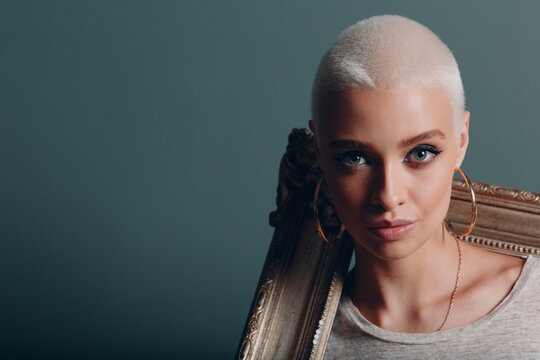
[236,128,540,360]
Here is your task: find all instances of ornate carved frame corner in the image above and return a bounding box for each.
[448,178,540,257]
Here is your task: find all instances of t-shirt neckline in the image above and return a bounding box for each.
[341,255,537,345]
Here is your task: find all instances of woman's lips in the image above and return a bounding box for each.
[366,221,417,241]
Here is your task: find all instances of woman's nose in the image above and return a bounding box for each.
[370,163,406,211]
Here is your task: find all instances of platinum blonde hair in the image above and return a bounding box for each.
[311,15,465,133]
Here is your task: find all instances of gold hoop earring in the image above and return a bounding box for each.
[314,178,345,243]
[444,168,477,237]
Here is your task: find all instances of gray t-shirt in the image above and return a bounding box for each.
[324,255,540,359]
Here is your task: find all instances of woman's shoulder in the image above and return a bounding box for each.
[454,243,537,326]
[464,243,526,286]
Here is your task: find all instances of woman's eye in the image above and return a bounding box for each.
[346,153,366,165]
[405,146,441,163]
[335,152,367,166]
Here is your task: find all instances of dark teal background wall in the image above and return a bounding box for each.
[2,1,539,359]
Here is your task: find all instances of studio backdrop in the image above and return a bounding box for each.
[1,1,539,359]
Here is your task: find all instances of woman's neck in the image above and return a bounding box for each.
[350,228,461,332]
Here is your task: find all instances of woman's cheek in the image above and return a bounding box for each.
[410,169,453,223]
[326,175,367,225]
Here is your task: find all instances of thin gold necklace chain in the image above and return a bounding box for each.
[350,231,463,332]
[437,232,462,331]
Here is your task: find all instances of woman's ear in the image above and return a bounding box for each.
[455,111,470,169]
[308,120,321,160]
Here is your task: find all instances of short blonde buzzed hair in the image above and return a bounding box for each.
[311,15,465,130]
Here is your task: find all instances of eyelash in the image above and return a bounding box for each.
[333,145,443,169]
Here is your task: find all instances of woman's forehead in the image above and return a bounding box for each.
[317,85,456,145]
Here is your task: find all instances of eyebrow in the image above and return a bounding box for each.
[330,129,446,149]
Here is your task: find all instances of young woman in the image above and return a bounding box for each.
[308,15,540,358]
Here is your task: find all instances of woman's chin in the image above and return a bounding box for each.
[352,231,426,262]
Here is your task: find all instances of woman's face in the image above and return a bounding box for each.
[310,85,469,260]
